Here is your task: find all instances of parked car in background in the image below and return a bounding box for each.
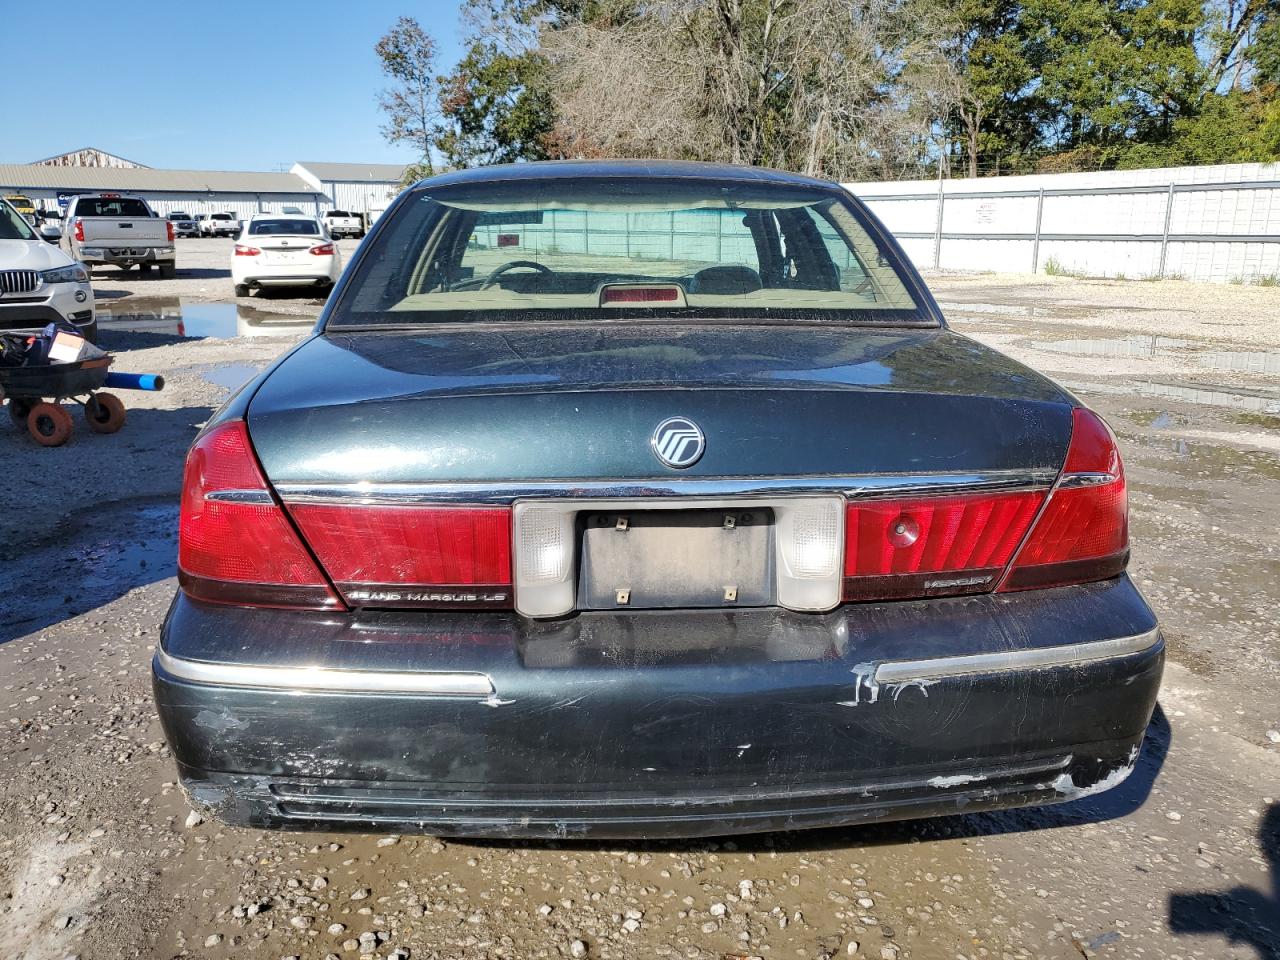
[4,194,38,226]
[61,193,175,276]
[0,197,95,340]
[230,213,341,296]
[168,211,200,238]
[321,209,364,239]
[155,160,1162,839]
[203,212,239,238]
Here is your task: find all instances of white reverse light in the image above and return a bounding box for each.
[513,504,576,617]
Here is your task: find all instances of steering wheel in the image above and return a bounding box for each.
[480,260,553,289]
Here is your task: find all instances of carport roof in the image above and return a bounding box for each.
[294,161,408,183]
[0,163,320,195]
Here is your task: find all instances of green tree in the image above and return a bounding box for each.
[435,41,556,166]
[375,16,441,173]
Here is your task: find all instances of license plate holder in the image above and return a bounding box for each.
[577,508,775,610]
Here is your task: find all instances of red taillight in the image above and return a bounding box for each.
[73,219,84,242]
[601,285,681,304]
[234,244,261,256]
[844,491,1044,600]
[289,504,513,608]
[178,420,341,609]
[166,221,175,242]
[309,243,335,256]
[1001,408,1128,591]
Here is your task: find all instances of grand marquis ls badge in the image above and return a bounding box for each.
[651,417,705,469]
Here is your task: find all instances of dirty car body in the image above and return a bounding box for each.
[154,160,1163,838]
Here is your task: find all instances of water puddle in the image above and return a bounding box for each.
[1040,335,1280,376]
[96,297,315,339]
[1040,335,1190,357]
[938,300,1062,319]
[1062,378,1280,415]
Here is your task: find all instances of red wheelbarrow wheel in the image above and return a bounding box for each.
[84,393,126,434]
[27,402,73,446]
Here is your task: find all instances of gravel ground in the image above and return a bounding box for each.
[1,254,1278,960]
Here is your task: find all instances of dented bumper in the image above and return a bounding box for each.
[153,576,1162,838]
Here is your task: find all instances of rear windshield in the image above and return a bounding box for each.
[250,219,321,236]
[0,201,35,240]
[212,213,234,221]
[327,177,927,328]
[75,197,150,217]
[169,212,191,219]
[328,210,351,218]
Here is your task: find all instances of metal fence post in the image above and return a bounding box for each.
[1157,182,1175,278]
[933,175,945,269]
[1031,188,1045,273]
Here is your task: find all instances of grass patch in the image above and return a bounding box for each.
[1042,256,1087,278]
[1228,411,1280,430]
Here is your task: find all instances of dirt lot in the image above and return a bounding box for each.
[1,240,1278,960]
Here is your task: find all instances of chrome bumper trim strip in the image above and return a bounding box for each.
[275,470,1057,506]
[154,649,494,697]
[874,627,1162,683]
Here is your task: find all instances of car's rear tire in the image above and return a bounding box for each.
[27,402,73,446]
[159,263,176,279]
[234,284,250,297]
[84,393,126,434]
[138,263,152,274]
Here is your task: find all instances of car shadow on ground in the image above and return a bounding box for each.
[0,495,178,647]
[0,404,212,646]
[1169,802,1280,959]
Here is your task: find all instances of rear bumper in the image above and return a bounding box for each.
[154,576,1163,838]
[78,245,173,265]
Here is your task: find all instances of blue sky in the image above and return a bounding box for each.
[2,0,466,171]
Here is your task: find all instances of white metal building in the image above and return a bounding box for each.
[0,163,330,220]
[291,161,408,219]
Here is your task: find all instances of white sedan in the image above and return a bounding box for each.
[231,214,342,297]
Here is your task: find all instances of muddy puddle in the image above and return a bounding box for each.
[96,297,316,339]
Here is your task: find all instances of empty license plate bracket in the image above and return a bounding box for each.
[577,508,775,610]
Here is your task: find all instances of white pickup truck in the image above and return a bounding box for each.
[203,212,240,238]
[321,209,364,239]
[61,193,175,276]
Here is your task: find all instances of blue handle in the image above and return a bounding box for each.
[105,372,165,391]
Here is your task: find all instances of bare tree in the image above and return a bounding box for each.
[540,0,957,180]
[376,16,441,173]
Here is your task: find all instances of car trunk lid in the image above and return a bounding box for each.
[246,324,1075,485]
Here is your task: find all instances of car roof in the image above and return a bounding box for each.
[249,212,316,220]
[413,159,838,191]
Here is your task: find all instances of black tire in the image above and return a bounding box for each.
[159,262,176,279]
[8,398,33,426]
[138,263,152,274]
[234,283,250,297]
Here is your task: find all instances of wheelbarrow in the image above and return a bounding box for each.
[0,355,165,447]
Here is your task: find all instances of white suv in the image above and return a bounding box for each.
[0,199,96,340]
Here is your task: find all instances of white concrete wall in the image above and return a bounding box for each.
[846,162,1280,282]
